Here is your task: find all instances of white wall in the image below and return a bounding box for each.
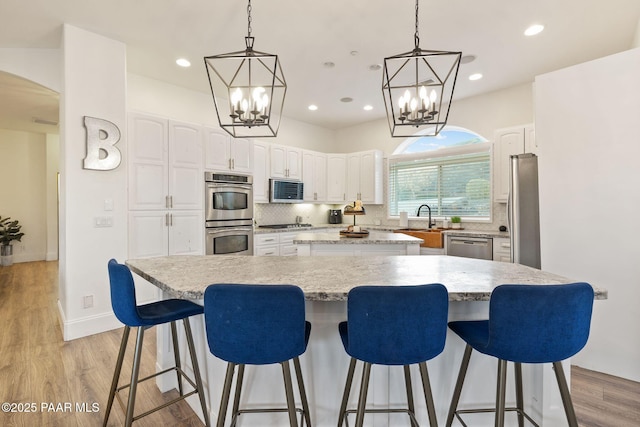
[633,17,640,48]
[536,48,640,382]
[58,25,128,340]
[127,73,335,152]
[334,82,534,155]
[46,133,59,261]
[0,129,48,262]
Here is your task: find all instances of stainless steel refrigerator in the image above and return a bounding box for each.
[508,153,541,269]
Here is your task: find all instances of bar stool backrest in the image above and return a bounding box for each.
[204,284,307,365]
[345,284,449,365]
[108,259,145,327]
[487,283,594,363]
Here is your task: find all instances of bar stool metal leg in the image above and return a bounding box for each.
[293,357,312,427]
[515,362,525,427]
[282,360,299,427]
[125,326,146,426]
[354,362,372,427]
[170,321,184,396]
[217,362,237,427]
[338,357,357,427]
[103,326,131,427]
[404,365,419,427]
[495,359,508,427]
[230,364,245,427]
[183,317,211,427]
[553,362,579,427]
[446,344,473,427]
[419,362,438,427]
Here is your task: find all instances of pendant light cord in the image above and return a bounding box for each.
[414,0,420,50]
[247,0,252,39]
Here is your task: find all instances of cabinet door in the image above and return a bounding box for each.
[168,210,204,255]
[327,154,346,203]
[204,127,231,171]
[128,114,168,210]
[493,126,526,202]
[286,147,302,180]
[169,121,202,210]
[128,211,169,258]
[359,150,383,204]
[253,140,270,202]
[230,138,253,173]
[302,151,316,202]
[270,144,287,178]
[524,125,537,154]
[345,153,361,201]
[313,153,327,202]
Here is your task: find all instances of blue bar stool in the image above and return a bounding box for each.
[445,283,594,427]
[103,259,210,427]
[203,283,312,427]
[337,284,449,427]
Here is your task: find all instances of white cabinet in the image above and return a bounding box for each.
[302,150,327,202]
[345,150,383,204]
[493,237,512,262]
[128,113,204,257]
[253,140,270,203]
[270,144,302,179]
[204,127,253,173]
[493,124,535,202]
[254,232,299,256]
[128,114,202,210]
[128,211,203,257]
[326,154,347,203]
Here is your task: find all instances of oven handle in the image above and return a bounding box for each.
[206,183,253,191]
[206,227,253,235]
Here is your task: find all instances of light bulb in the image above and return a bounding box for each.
[241,99,248,112]
[430,90,437,103]
[252,87,265,102]
[262,94,269,107]
[410,98,418,112]
[419,86,427,101]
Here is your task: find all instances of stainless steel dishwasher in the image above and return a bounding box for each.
[446,236,493,260]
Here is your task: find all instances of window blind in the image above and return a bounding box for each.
[388,148,491,219]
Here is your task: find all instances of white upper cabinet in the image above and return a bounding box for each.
[270,144,302,180]
[345,150,383,204]
[302,150,327,202]
[253,140,270,203]
[129,114,202,211]
[493,124,535,202]
[204,127,253,173]
[326,153,347,203]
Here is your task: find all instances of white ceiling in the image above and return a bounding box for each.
[1,0,639,133]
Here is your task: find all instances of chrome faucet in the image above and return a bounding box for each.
[417,204,435,229]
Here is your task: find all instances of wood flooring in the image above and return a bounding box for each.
[1,261,639,426]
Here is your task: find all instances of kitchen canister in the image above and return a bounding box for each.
[399,211,409,227]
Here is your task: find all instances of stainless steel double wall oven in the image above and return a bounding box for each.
[204,172,253,255]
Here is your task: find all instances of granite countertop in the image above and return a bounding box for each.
[126,255,607,302]
[293,230,423,245]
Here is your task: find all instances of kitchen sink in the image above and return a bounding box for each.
[394,228,444,248]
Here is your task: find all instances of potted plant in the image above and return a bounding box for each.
[0,216,25,266]
[451,216,462,229]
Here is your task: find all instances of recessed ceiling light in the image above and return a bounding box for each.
[469,73,483,81]
[363,105,373,111]
[461,55,476,64]
[176,58,191,67]
[368,64,382,71]
[524,24,545,36]
[323,61,335,68]
[340,97,353,103]
[308,105,318,111]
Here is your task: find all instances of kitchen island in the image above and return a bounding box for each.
[293,230,423,256]
[126,255,606,427]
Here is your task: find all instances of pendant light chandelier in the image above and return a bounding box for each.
[204,0,286,137]
[382,0,462,137]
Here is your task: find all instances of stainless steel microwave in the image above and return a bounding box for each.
[269,179,304,203]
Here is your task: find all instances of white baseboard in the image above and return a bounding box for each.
[57,300,123,341]
[45,251,58,261]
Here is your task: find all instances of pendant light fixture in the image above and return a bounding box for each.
[204,0,286,137]
[382,0,462,137]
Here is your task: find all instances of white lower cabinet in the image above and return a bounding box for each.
[129,210,203,258]
[492,237,512,262]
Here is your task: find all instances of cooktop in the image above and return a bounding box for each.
[259,223,313,229]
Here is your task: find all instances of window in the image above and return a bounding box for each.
[389,127,491,219]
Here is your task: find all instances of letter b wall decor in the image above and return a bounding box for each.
[83,116,122,170]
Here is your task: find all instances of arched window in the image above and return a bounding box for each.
[389,126,491,220]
